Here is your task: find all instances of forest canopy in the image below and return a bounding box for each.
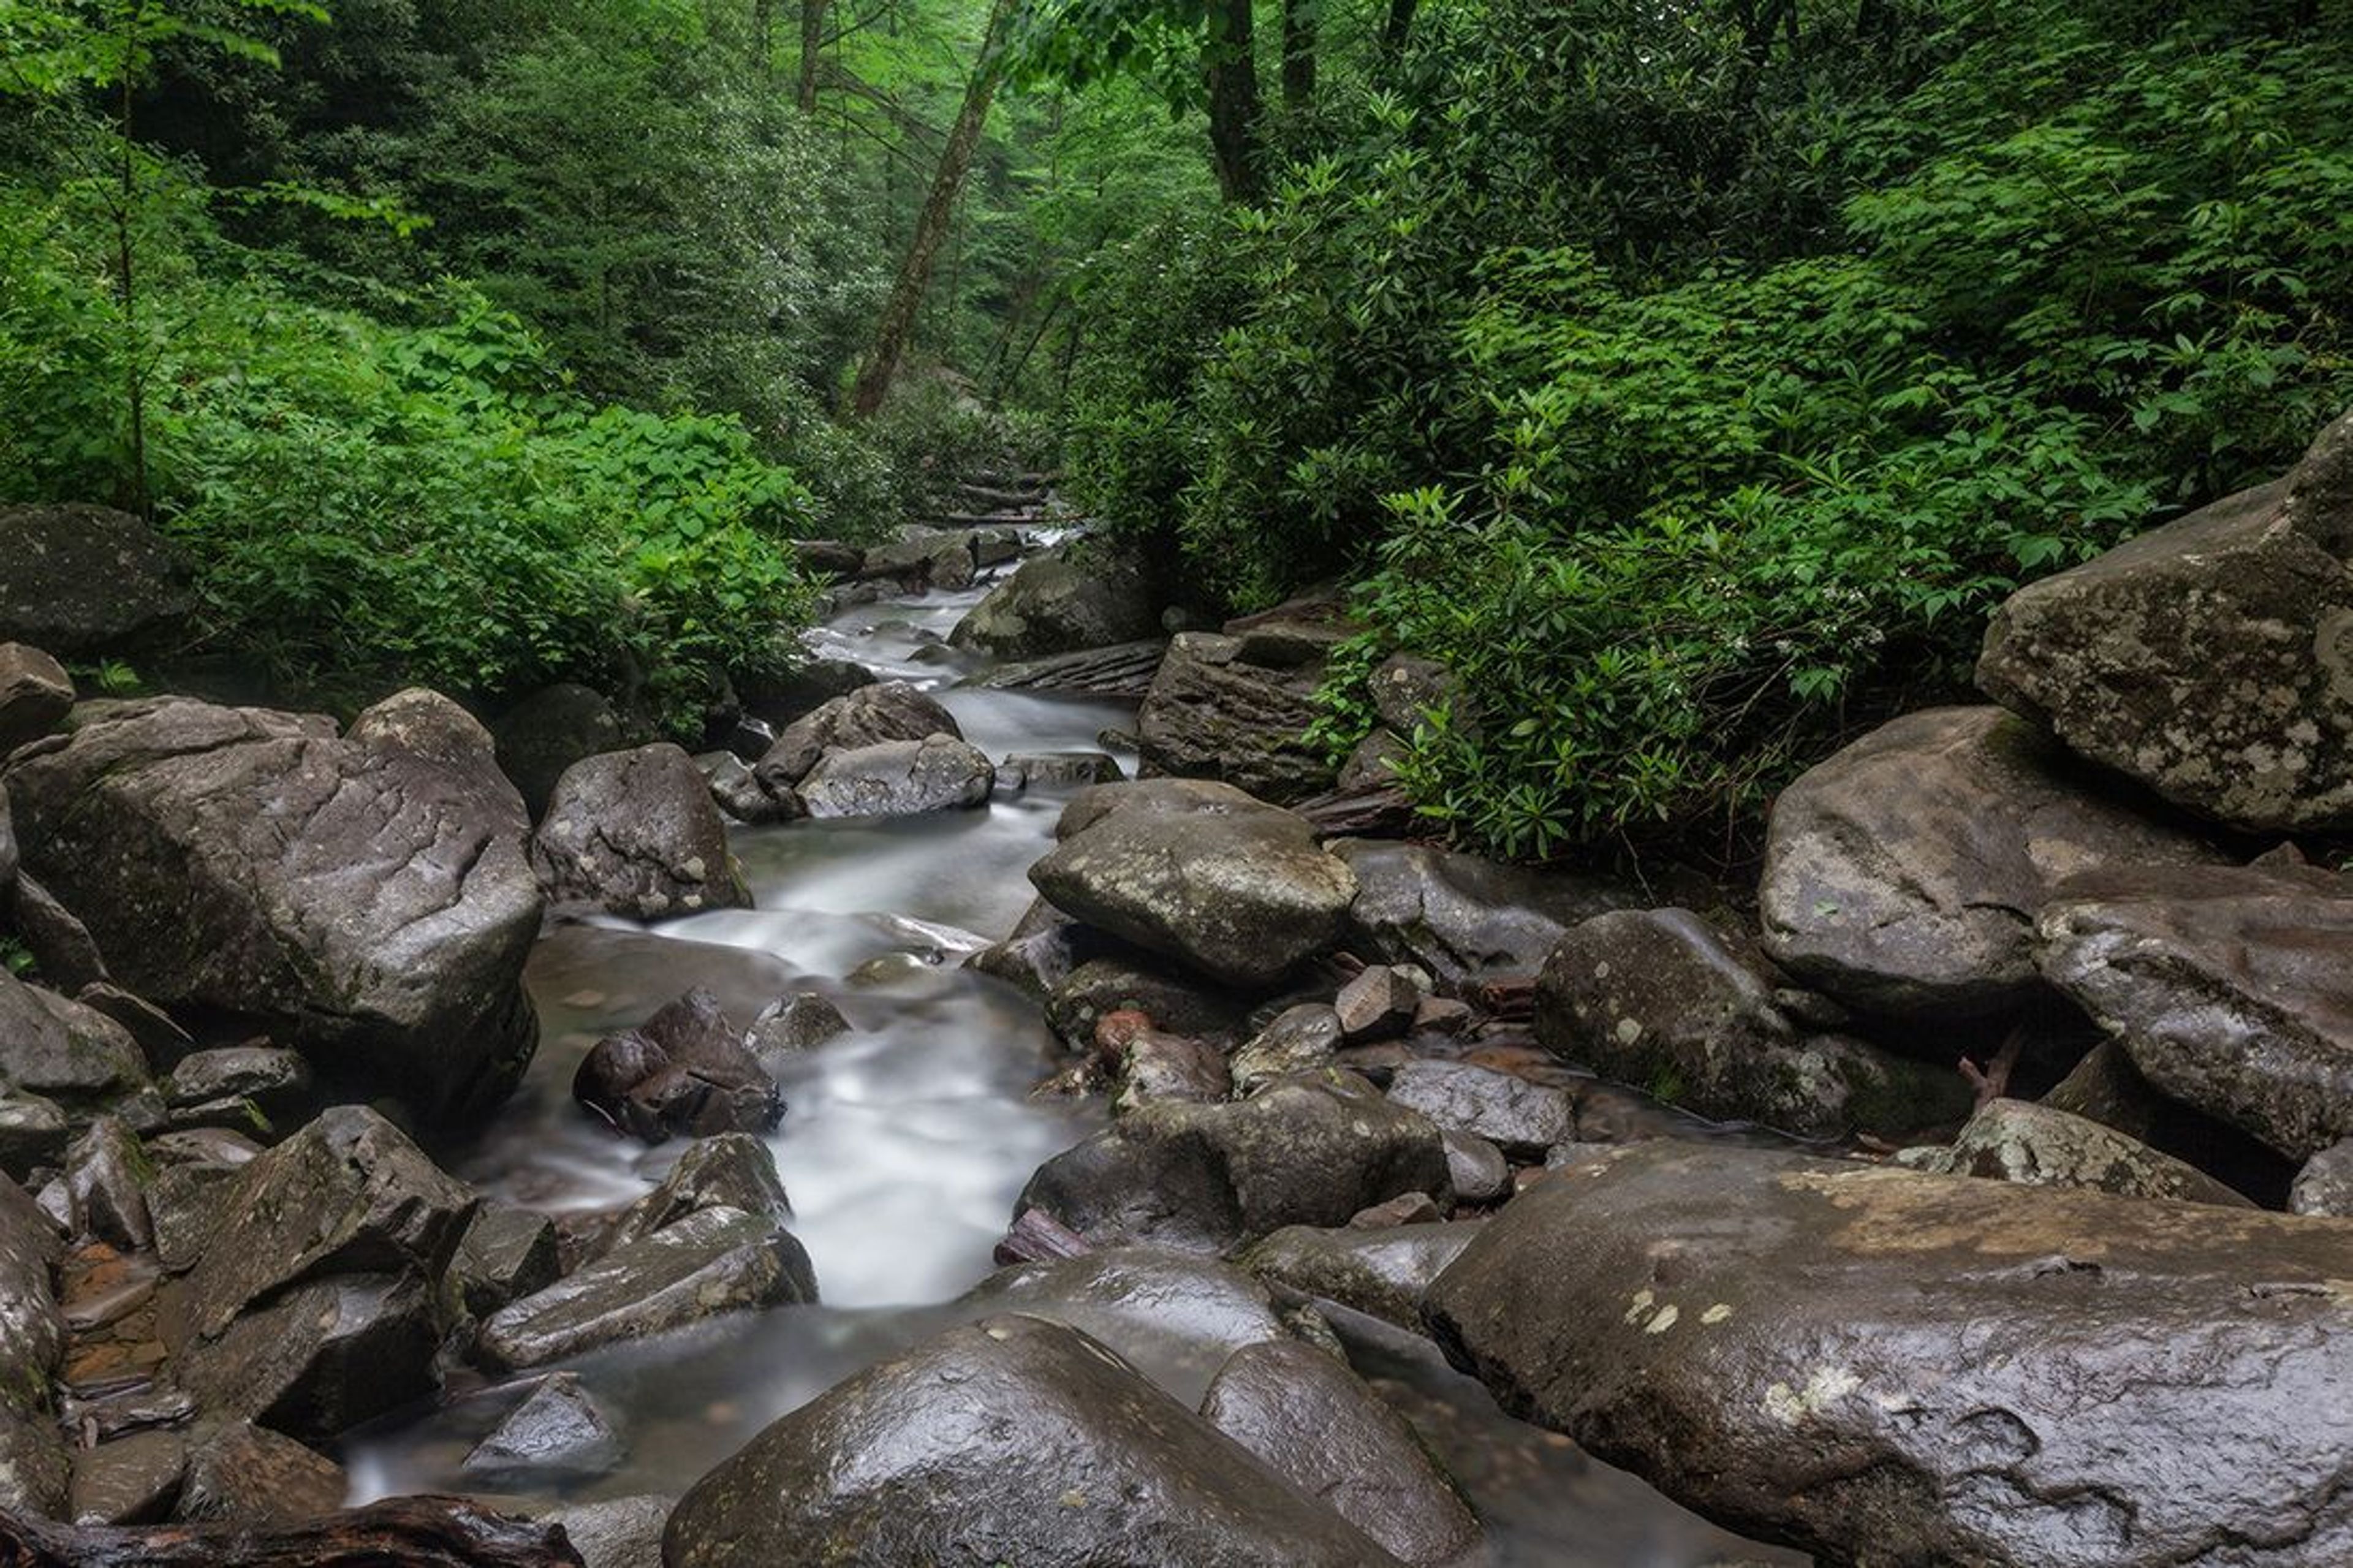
[2,0,2347,857]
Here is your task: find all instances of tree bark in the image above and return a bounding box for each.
[847,0,1018,417]
[0,1496,583,1567]
[1377,0,1416,69]
[1204,0,1263,202]
[1281,0,1316,115]
[797,0,828,110]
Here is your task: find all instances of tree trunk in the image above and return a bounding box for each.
[847,0,1017,417]
[797,0,827,110]
[1378,0,1416,69]
[0,1496,583,1567]
[1281,0,1316,115]
[1204,0,1263,202]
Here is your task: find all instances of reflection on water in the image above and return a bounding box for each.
[344,581,1809,1566]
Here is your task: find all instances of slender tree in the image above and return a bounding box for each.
[1280,0,1314,114]
[797,0,826,109]
[1203,0,1261,200]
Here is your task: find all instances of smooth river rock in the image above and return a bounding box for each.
[532,743,751,920]
[1333,837,1643,983]
[795,734,994,818]
[752,681,960,791]
[1427,1140,2353,1567]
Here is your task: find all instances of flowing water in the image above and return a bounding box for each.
[343,566,1807,1567]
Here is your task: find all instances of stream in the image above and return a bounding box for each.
[343,566,1807,1567]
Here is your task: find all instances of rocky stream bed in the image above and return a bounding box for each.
[5,420,2353,1566]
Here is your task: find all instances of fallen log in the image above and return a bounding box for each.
[0,1496,584,1568]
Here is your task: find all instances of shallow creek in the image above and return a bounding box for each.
[344,574,1806,1567]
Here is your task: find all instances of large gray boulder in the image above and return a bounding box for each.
[795,735,994,819]
[662,1314,1405,1567]
[2036,862,2353,1159]
[0,971,148,1108]
[950,542,1163,659]
[1537,907,1974,1138]
[0,644,73,758]
[752,681,960,792]
[1029,780,1356,988]
[1333,838,1642,983]
[1427,1140,2353,1568]
[532,743,751,920]
[1017,1071,1450,1252]
[1758,707,2222,1017]
[1137,631,1336,805]
[0,504,193,656]
[3,692,542,1123]
[1979,408,2353,832]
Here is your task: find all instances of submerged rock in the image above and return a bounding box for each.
[1427,1140,2353,1568]
[533,743,752,920]
[662,1314,1404,1567]
[1979,407,2353,832]
[4,691,542,1124]
[1757,706,2222,1017]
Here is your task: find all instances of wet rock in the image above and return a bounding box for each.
[1202,1337,1482,1566]
[1426,1140,2353,1568]
[73,983,191,1074]
[1135,630,1336,805]
[0,1405,70,1517]
[2040,1039,2292,1203]
[0,1172,64,1420]
[740,656,876,728]
[1112,1030,1231,1115]
[2292,1138,2353,1216]
[1385,1061,1574,1159]
[742,992,849,1071]
[0,1089,67,1179]
[1537,907,1973,1138]
[1332,838,1643,984]
[596,1133,792,1258]
[1442,1132,1510,1204]
[1349,1191,1443,1227]
[571,988,781,1145]
[1230,1004,1343,1096]
[0,643,73,756]
[69,1428,185,1524]
[1335,964,1424,1042]
[143,1131,260,1274]
[950,542,1163,659]
[174,1420,347,1524]
[663,1313,1403,1568]
[796,735,994,819]
[2036,861,2353,1158]
[494,683,626,820]
[9,873,110,991]
[693,750,800,826]
[1031,781,1355,988]
[1758,707,2222,1017]
[3,692,542,1124]
[1044,953,1247,1048]
[0,504,194,656]
[1979,409,2353,832]
[65,1116,151,1251]
[754,681,960,791]
[1239,1221,1484,1333]
[998,750,1124,792]
[464,1373,626,1483]
[476,1205,817,1374]
[0,784,14,898]
[542,1494,670,1568]
[177,1271,446,1444]
[0,970,148,1106]
[2,1491,586,1563]
[533,744,751,920]
[862,526,975,589]
[1903,1098,2256,1208]
[1018,1071,1450,1252]
[159,1047,311,1129]
[452,1204,563,1320]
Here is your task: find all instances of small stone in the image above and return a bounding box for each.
[65,1116,151,1251]
[1441,1131,1510,1204]
[1229,1004,1343,1096]
[463,1373,626,1482]
[1385,1060,1574,1158]
[1335,965,1425,1042]
[1411,996,1474,1036]
[1349,1191,1444,1229]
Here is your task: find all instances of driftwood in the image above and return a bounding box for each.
[995,1206,1093,1267]
[0,1496,584,1568]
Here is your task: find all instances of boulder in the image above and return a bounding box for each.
[1136,631,1337,805]
[1044,952,1247,1049]
[1903,1097,2256,1208]
[475,1205,816,1374]
[1978,408,2353,832]
[570,989,780,1145]
[1017,1072,1450,1252]
[0,1173,64,1423]
[1427,1140,2353,1568]
[0,644,73,757]
[949,543,1162,660]
[1442,1132,1509,1204]
[860,526,974,589]
[1384,1061,1574,1158]
[753,682,960,791]
[173,1420,346,1524]
[493,683,626,820]
[1112,1029,1230,1115]
[0,1090,69,1179]
[64,1116,151,1251]
[532,744,751,920]
[594,1132,792,1258]
[2292,1138,2353,1217]
[9,873,108,991]
[176,1271,446,1444]
[0,971,148,1107]
[68,1428,186,1525]
[1229,1004,1343,1097]
[1332,838,1642,984]
[542,1495,670,1568]
[662,1314,1404,1568]
[159,1046,311,1130]
[795,735,994,819]
[1757,707,2223,1017]
[2,692,542,1124]
[2042,1039,2294,1206]
[1238,1221,1483,1332]
[0,1404,70,1518]
[1201,1338,1482,1566]
[0,504,193,656]
[463,1373,626,1483]
[1536,907,1974,1138]
[452,1203,562,1320]
[1030,781,1356,988]
[693,751,799,826]
[2036,862,2353,1158]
